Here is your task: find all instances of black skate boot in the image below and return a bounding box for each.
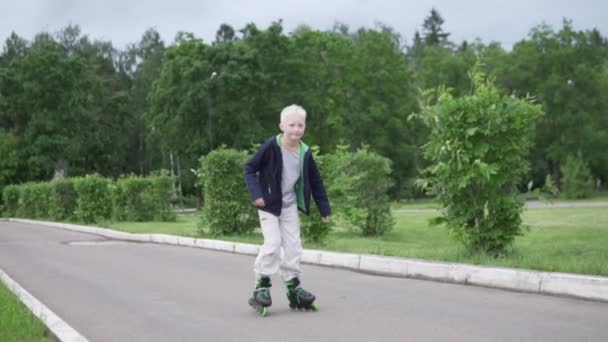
[285,278,318,311]
[249,277,272,316]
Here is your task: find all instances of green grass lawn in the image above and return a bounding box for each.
[107,207,608,277]
[544,191,608,202]
[391,197,440,209]
[0,280,50,342]
[392,191,608,209]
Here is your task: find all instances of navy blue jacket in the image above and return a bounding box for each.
[244,135,331,217]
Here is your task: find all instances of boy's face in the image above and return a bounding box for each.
[279,114,306,142]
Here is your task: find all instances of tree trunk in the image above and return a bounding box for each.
[176,154,183,197]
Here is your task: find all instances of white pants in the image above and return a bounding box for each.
[254,204,302,282]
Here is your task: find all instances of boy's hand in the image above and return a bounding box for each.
[321,216,329,223]
[253,198,265,207]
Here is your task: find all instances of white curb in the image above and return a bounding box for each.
[359,255,409,277]
[0,269,89,342]
[540,272,608,302]
[7,218,608,302]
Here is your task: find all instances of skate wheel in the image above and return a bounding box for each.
[310,303,318,312]
[259,307,268,317]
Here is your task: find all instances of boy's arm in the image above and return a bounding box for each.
[308,156,331,217]
[244,145,265,201]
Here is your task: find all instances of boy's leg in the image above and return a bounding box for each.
[278,204,303,282]
[253,210,282,278]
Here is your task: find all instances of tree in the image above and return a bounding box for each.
[127,28,166,176]
[215,23,236,44]
[409,10,475,98]
[422,8,451,48]
[147,33,213,196]
[53,26,134,177]
[1,26,138,180]
[0,32,29,134]
[497,20,608,187]
[240,21,292,141]
[0,131,18,191]
[13,33,89,179]
[349,27,420,198]
[287,28,355,150]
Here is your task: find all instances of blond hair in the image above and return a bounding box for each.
[280,104,307,123]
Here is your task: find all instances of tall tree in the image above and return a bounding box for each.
[498,20,608,186]
[0,131,18,192]
[128,28,166,175]
[215,23,236,44]
[349,27,419,198]
[14,32,88,179]
[0,32,29,133]
[147,33,211,183]
[409,9,475,97]
[422,8,450,47]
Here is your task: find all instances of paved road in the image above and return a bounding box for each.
[1,221,607,342]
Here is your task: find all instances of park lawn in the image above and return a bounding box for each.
[548,191,608,202]
[107,207,608,277]
[391,191,608,209]
[391,198,440,209]
[0,280,50,342]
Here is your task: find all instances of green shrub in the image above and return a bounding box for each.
[415,66,543,255]
[198,148,257,236]
[48,178,78,221]
[325,145,394,236]
[299,202,334,243]
[74,175,112,223]
[561,153,593,199]
[17,184,35,218]
[299,148,333,243]
[2,185,20,217]
[0,132,18,201]
[113,175,153,221]
[542,174,559,198]
[145,170,177,222]
[17,182,53,219]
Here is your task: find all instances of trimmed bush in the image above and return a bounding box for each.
[198,148,257,236]
[145,171,177,222]
[48,178,78,221]
[18,182,53,219]
[17,184,35,218]
[113,172,176,222]
[74,175,112,223]
[2,185,20,217]
[113,175,153,221]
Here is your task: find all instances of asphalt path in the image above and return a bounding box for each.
[1,221,607,342]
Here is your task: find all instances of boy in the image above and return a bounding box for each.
[244,104,331,315]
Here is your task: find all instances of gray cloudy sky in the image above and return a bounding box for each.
[1,0,606,49]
